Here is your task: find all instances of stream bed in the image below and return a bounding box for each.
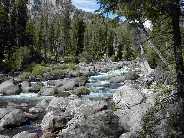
[0,66,129,136]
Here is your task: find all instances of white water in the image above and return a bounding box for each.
[85,67,128,100]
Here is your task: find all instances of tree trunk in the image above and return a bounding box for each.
[171,7,184,98]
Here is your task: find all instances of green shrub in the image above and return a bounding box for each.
[19,72,32,80]
[31,64,47,76]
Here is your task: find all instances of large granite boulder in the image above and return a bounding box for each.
[59,110,123,138]
[113,85,155,132]
[0,80,21,95]
[0,108,26,131]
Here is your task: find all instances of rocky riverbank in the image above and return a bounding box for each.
[0,59,174,138]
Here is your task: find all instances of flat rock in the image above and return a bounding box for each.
[13,131,38,138]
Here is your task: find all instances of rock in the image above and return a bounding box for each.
[41,111,71,132]
[0,135,10,138]
[0,79,21,95]
[125,71,139,81]
[56,78,76,91]
[110,76,126,83]
[46,97,69,112]
[47,79,63,87]
[29,99,50,113]
[21,81,31,93]
[13,131,38,138]
[0,108,26,131]
[39,87,55,96]
[113,85,155,132]
[0,108,12,119]
[59,110,123,138]
[29,82,43,93]
[119,132,138,138]
[113,85,144,108]
[72,86,90,97]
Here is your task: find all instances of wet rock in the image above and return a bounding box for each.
[0,108,26,131]
[13,131,38,138]
[0,135,10,138]
[0,79,21,95]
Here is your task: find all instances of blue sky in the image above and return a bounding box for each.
[72,0,99,12]
[71,0,126,21]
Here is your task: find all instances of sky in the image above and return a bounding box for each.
[72,0,99,13]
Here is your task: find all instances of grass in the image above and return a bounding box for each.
[19,63,77,81]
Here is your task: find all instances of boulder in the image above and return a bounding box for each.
[0,135,10,138]
[110,76,126,83]
[125,71,139,81]
[21,81,31,93]
[46,97,69,112]
[56,78,76,91]
[113,85,144,108]
[13,131,38,138]
[41,111,72,132]
[59,110,123,138]
[0,108,26,131]
[29,99,50,113]
[0,79,21,95]
[0,108,12,119]
[39,87,55,96]
[113,85,155,132]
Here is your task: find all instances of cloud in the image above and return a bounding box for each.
[72,0,99,12]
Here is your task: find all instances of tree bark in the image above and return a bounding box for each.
[171,6,184,98]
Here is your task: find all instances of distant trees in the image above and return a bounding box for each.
[0,0,138,70]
